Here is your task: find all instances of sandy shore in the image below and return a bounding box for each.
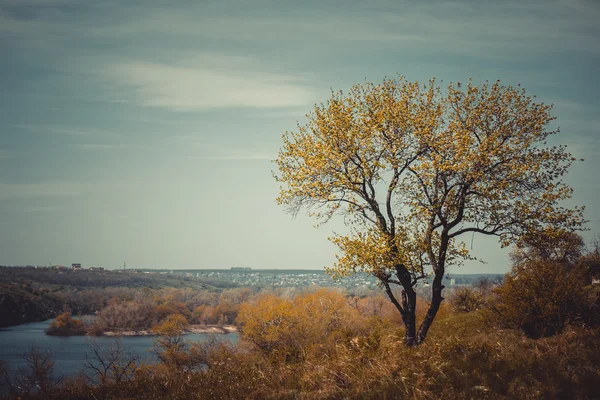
[101,324,238,337]
[187,324,238,334]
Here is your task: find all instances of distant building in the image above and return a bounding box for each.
[72,263,82,270]
[90,267,104,271]
[231,267,251,272]
[450,278,456,285]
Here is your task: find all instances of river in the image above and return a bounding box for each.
[0,319,238,379]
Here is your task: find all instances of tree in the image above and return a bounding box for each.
[151,314,189,367]
[510,228,585,267]
[11,347,61,397]
[84,339,139,390]
[275,76,584,345]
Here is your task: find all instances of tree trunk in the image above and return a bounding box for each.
[416,273,445,344]
[401,287,418,346]
[377,266,418,346]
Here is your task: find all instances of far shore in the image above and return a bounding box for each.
[100,324,238,337]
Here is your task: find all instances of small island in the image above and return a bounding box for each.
[101,324,238,336]
[45,312,87,336]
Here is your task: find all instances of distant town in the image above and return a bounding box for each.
[0,263,504,292]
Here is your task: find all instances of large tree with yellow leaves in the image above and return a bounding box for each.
[275,76,584,345]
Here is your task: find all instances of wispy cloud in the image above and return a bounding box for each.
[100,57,317,111]
[93,1,598,54]
[3,0,599,110]
[104,2,600,56]
[2,0,598,56]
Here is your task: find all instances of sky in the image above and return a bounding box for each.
[0,0,599,273]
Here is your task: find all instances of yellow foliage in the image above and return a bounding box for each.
[46,312,85,335]
[151,313,188,337]
[276,76,584,277]
[237,295,297,356]
[237,290,367,360]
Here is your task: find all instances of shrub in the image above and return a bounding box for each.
[450,287,484,313]
[237,290,369,362]
[491,260,589,338]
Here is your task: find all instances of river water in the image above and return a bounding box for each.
[0,319,238,379]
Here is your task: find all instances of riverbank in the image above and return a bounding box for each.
[101,324,238,336]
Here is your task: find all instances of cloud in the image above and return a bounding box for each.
[3,1,599,95]
[2,0,598,56]
[105,1,598,51]
[110,2,600,56]
[100,58,317,111]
